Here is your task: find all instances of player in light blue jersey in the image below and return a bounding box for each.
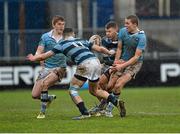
[27,28,124,120]
[31,15,67,119]
[90,15,147,118]
[107,15,147,117]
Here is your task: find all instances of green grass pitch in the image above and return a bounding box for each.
[0,87,180,133]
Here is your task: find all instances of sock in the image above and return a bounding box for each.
[76,102,89,115]
[106,93,120,112]
[40,91,48,113]
[107,94,118,106]
[98,99,107,109]
[113,92,120,100]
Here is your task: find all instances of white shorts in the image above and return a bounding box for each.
[75,58,101,81]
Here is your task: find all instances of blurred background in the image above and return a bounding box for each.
[0,0,180,89]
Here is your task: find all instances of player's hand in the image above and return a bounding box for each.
[113,59,125,64]
[111,64,123,72]
[26,54,35,61]
[114,59,120,64]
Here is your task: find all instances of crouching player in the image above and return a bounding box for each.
[88,21,126,118]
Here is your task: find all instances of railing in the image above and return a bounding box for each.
[0,27,180,61]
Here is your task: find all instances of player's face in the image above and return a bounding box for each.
[105,27,117,40]
[124,19,137,33]
[53,20,65,34]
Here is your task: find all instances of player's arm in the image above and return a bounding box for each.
[27,51,55,62]
[114,41,122,64]
[35,45,45,67]
[91,44,115,55]
[111,48,142,71]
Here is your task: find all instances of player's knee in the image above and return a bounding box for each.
[114,81,125,91]
[69,85,79,97]
[31,93,40,99]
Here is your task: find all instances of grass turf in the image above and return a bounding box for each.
[0,87,180,133]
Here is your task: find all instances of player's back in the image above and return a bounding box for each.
[40,31,67,68]
[54,38,96,65]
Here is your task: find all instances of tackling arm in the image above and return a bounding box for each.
[35,45,45,67]
[114,41,122,63]
[91,45,115,55]
[27,51,55,62]
[111,49,142,71]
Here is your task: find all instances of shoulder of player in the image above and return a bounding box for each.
[41,31,52,40]
[138,30,145,34]
[119,27,126,32]
[137,30,146,39]
[101,36,107,42]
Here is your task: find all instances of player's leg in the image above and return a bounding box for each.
[32,79,43,99]
[69,75,91,120]
[111,62,143,117]
[32,68,50,99]
[103,72,122,117]
[37,68,66,119]
[43,67,66,103]
[89,80,123,117]
[88,70,111,115]
[37,71,59,118]
[112,73,131,117]
[86,64,122,118]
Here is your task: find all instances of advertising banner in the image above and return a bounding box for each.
[0,59,180,89]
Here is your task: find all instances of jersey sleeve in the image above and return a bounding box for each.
[51,44,63,54]
[84,40,93,50]
[38,34,46,47]
[137,34,147,50]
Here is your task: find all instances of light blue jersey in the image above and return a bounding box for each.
[118,27,147,62]
[39,30,67,68]
[51,37,96,65]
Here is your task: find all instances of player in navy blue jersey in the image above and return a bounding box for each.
[89,21,126,117]
[27,28,125,120]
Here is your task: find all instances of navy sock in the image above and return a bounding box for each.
[76,102,89,115]
[107,94,118,106]
[40,91,48,113]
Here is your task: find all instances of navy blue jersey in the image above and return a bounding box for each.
[52,37,96,65]
[101,37,118,65]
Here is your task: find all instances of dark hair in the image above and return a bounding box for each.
[52,15,65,25]
[105,21,118,29]
[63,28,74,37]
[126,15,139,26]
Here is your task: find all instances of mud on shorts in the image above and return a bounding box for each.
[36,67,66,81]
[75,58,101,81]
[100,63,112,80]
[112,62,143,79]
